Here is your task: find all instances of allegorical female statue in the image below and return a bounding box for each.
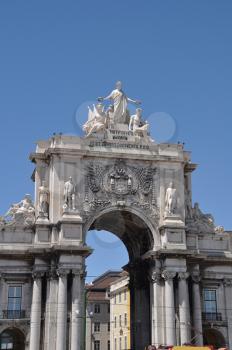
[98,81,141,124]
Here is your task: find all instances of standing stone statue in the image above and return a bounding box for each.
[165,182,177,215]
[64,177,76,210]
[38,181,49,218]
[98,81,141,124]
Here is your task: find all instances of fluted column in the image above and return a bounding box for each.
[224,279,232,349]
[192,274,203,345]
[150,267,163,347]
[29,272,43,350]
[56,269,69,350]
[71,270,82,350]
[44,270,58,350]
[178,272,190,345]
[162,271,176,345]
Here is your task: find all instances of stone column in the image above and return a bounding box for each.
[162,271,176,345]
[71,270,82,350]
[192,274,203,346]
[178,272,190,345]
[56,269,69,350]
[44,270,58,350]
[224,279,232,349]
[29,272,43,350]
[150,270,162,347]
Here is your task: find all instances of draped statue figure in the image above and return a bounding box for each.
[98,81,141,124]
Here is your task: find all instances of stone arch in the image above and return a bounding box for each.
[203,328,226,348]
[0,327,26,350]
[84,206,159,259]
[84,206,157,350]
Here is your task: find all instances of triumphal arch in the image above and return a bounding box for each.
[0,82,232,350]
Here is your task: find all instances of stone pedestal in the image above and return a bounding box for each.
[160,216,186,250]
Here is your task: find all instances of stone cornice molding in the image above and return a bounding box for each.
[178,272,189,280]
[162,270,176,281]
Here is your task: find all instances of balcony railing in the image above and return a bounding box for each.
[1,310,26,319]
[202,312,222,321]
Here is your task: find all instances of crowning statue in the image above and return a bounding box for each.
[98,81,141,124]
[82,81,152,141]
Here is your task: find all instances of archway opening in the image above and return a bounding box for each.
[203,328,226,349]
[85,209,155,350]
[0,328,25,350]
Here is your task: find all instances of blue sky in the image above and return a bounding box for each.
[0,1,232,281]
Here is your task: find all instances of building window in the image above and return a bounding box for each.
[203,289,218,320]
[108,340,110,350]
[119,292,121,303]
[0,331,13,349]
[94,322,100,332]
[114,338,117,350]
[94,340,100,350]
[119,337,122,350]
[124,290,127,301]
[94,304,100,314]
[7,285,22,319]
[124,313,127,326]
[114,316,117,328]
[119,314,122,327]
[108,322,110,332]
[124,336,127,350]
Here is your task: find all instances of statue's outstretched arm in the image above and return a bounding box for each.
[98,92,113,102]
[127,97,141,105]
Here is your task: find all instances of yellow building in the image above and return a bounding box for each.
[110,272,130,350]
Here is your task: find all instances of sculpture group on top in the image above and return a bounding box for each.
[0,194,35,226]
[82,81,152,141]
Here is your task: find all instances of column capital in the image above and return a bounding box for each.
[72,269,81,277]
[178,272,189,280]
[149,270,161,284]
[191,272,201,283]
[57,268,70,278]
[47,269,58,280]
[32,271,44,280]
[223,278,232,287]
[162,270,176,281]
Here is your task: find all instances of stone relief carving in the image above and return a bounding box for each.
[3,194,35,226]
[84,159,159,221]
[63,177,76,211]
